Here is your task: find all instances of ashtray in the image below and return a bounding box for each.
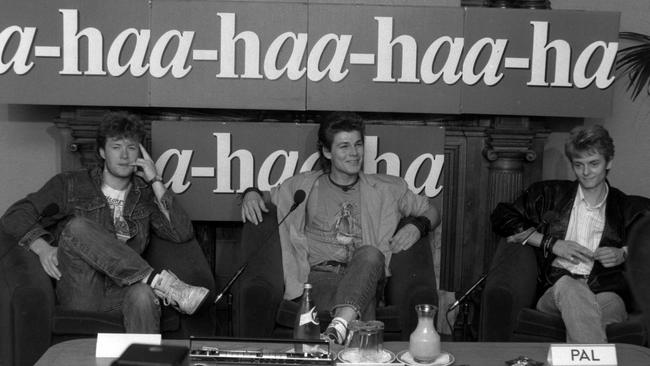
[396,350,455,366]
[338,348,396,364]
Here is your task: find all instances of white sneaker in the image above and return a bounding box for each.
[151,270,209,315]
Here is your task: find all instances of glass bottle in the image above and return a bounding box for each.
[293,283,320,353]
[409,304,441,363]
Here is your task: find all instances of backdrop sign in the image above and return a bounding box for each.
[0,0,619,117]
[152,121,445,221]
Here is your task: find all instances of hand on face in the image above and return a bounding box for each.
[131,144,160,182]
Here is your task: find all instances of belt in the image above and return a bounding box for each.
[548,266,589,283]
[567,272,589,280]
[311,261,347,273]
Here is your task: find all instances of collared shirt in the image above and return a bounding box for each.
[553,184,608,275]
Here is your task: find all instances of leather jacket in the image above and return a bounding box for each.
[0,168,194,254]
[491,180,650,300]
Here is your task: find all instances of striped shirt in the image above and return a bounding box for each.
[553,184,608,275]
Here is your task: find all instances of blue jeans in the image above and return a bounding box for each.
[536,275,627,343]
[56,217,160,333]
[308,245,385,320]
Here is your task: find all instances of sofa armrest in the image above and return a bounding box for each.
[627,210,650,334]
[386,233,438,340]
[478,239,538,341]
[0,231,56,366]
[234,204,284,337]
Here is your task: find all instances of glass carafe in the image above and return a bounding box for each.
[409,304,441,363]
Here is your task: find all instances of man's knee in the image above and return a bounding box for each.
[61,216,101,242]
[354,246,385,267]
[552,276,596,304]
[124,283,159,310]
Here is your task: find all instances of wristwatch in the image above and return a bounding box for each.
[148,175,163,185]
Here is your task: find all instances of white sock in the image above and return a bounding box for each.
[328,317,349,344]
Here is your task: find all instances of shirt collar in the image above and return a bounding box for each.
[576,183,609,209]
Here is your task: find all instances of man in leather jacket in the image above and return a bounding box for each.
[491,125,646,343]
[0,112,209,333]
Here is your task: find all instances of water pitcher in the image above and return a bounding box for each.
[409,304,440,363]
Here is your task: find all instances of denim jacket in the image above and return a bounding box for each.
[0,168,194,255]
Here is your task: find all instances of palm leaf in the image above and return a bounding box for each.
[616,32,650,100]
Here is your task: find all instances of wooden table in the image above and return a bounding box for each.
[35,338,650,366]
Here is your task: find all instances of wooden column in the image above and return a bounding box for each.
[482,126,539,268]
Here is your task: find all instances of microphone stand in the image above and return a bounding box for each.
[214,190,306,335]
[449,273,487,341]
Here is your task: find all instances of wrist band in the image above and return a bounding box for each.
[147,175,163,185]
[242,186,262,197]
[402,216,432,237]
[542,235,558,258]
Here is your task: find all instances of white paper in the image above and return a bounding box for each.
[95,333,161,358]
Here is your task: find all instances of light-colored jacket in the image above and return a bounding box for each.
[270,170,432,300]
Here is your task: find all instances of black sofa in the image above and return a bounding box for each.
[0,231,216,366]
[479,230,648,345]
[231,204,439,341]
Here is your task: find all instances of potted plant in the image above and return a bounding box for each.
[616,32,650,100]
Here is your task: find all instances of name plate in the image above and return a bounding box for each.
[547,344,617,366]
[95,333,161,358]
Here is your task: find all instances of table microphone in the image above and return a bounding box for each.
[449,273,487,312]
[448,210,558,312]
[214,189,306,304]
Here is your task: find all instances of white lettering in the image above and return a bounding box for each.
[107,28,150,77]
[214,133,254,193]
[374,16,419,83]
[420,36,463,85]
[363,136,400,175]
[462,37,506,86]
[264,32,307,81]
[217,13,262,79]
[149,30,193,78]
[404,153,444,197]
[528,21,571,87]
[257,150,300,190]
[307,34,350,82]
[573,41,617,89]
[60,9,106,76]
[0,26,35,75]
[155,149,193,193]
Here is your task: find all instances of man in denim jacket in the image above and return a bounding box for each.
[0,112,208,333]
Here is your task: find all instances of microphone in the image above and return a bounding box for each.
[449,273,487,312]
[214,263,248,304]
[214,189,306,304]
[279,189,306,226]
[448,211,558,313]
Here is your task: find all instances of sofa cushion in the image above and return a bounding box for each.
[512,308,647,345]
